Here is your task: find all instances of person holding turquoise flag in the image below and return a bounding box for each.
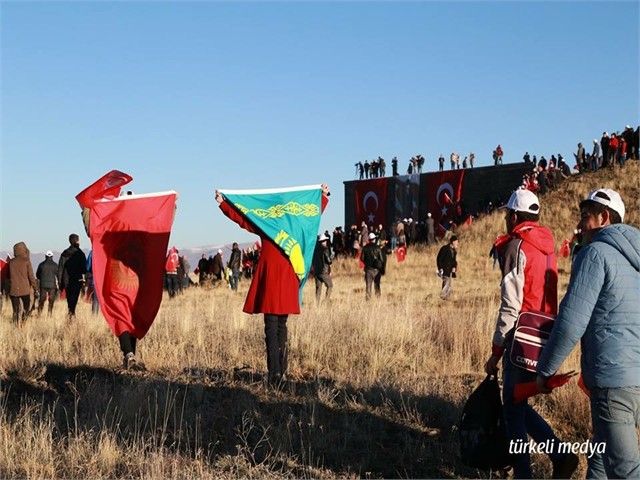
[215,183,330,386]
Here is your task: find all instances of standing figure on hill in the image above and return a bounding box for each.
[495,144,504,165]
[379,157,386,177]
[469,152,475,168]
[312,234,333,304]
[364,160,370,179]
[165,246,180,297]
[227,243,242,291]
[484,189,578,479]
[210,249,224,283]
[7,242,38,326]
[57,233,87,320]
[450,152,456,170]
[622,124,635,160]
[608,133,619,167]
[438,154,445,171]
[197,254,209,285]
[574,142,586,171]
[537,188,639,479]
[591,139,601,172]
[216,184,330,386]
[436,235,458,300]
[361,232,384,300]
[600,132,610,168]
[426,213,435,245]
[36,251,58,316]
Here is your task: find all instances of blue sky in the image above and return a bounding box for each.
[2,1,638,253]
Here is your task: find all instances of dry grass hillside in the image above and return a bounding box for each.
[0,162,638,479]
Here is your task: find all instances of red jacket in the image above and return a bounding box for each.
[491,222,558,354]
[220,195,328,315]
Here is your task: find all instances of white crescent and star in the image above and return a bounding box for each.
[363,191,379,223]
[436,182,454,216]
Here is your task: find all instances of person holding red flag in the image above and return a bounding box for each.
[76,170,177,370]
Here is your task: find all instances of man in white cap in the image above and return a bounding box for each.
[426,212,435,245]
[537,189,640,479]
[484,188,578,478]
[211,249,225,283]
[36,250,58,316]
[361,231,384,300]
[312,234,333,304]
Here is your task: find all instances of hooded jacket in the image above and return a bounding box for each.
[8,242,38,297]
[36,256,58,290]
[491,221,558,354]
[537,223,640,389]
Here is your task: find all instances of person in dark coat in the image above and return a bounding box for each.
[361,232,384,300]
[227,243,242,291]
[57,233,87,320]
[436,235,458,300]
[312,234,333,304]
[210,250,224,283]
[197,254,209,285]
[216,184,330,386]
[36,250,58,316]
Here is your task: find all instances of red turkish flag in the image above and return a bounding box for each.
[76,170,133,208]
[0,256,8,286]
[559,239,571,258]
[396,245,406,262]
[354,178,387,227]
[425,170,465,236]
[88,191,177,339]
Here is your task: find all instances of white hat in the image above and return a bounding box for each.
[368,232,377,240]
[45,251,53,257]
[501,189,540,214]
[580,188,625,221]
[318,234,329,242]
[218,249,223,254]
[427,212,432,218]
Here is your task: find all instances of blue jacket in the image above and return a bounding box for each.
[537,223,640,389]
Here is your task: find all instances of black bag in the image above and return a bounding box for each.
[459,374,511,470]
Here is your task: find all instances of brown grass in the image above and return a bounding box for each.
[0,162,638,478]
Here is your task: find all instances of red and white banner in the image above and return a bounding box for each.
[354,178,387,227]
[425,170,465,236]
[88,191,177,338]
[76,170,133,208]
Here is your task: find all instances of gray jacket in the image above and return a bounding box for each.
[537,224,640,389]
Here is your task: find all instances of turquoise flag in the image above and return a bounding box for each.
[219,184,323,295]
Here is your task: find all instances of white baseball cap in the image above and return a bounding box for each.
[501,189,540,215]
[368,232,377,240]
[580,188,625,222]
[318,234,329,242]
[45,251,53,257]
[218,249,223,254]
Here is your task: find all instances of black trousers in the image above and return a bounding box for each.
[264,314,288,379]
[10,295,30,323]
[38,287,57,314]
[119,331,137,355]
[66,282,82,315]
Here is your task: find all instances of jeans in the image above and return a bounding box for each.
[502,355,563,478]
[229,269,240,291]
[364,268,380,300]
[315,273,333,303]
[587,386,640,479]
[166,273,179,297]
[440,276,453,299]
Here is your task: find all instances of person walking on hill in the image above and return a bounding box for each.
[197,254,209,285]
[210,249,224,283]
[537,189,640,479]
[436,235,458,300]
[7,242,38,326]
[362,232,384,300]
[36,251,58,316]
[484,189,578,479]
[57,233,87,320]
[312,234,333,304]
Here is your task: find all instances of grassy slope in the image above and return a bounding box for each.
[0,162,638,479]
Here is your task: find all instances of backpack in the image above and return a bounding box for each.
[459,375,511,470]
